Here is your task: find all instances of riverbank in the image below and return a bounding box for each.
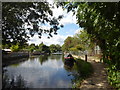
[2,52,29,67]
[72,55,114,89]
[72,57,93,88]
[2,52,29,60]
[2,57,29,67]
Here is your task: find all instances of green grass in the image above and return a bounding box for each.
[72,58,93,88]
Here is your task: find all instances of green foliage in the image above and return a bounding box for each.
[75,44,83,51]
[28,43,36,52]
[76,2,120,69]
[62,36,74,51]
[49,44,62,53]
[2,44,10,49]
[11,42,61,54]
[49,44,57,53]
[60,2,120,88]
[68,2,120,88]
[69,47,77,51]
[29,46,35,52]
[62,30,94,52]
[38,42,50,53]
[10,44,20,52]
[75,30,94,50]
[56,44,62,52]
[107,65,120,89]
[2,2,63,45]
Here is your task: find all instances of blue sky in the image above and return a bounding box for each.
[58,23,79,36]
[28,4,81,46]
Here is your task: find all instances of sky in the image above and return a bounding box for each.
[27,3,81,46]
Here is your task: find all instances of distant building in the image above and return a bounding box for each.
[94,45,101,54]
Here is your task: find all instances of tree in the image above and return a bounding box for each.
[29,43,36,52]
[75,30,95,52]
[62,36,74,51]
[77,2,120,69]
[59,2,120,67]
[2,44,10,49]
[39,42,50,53]
[62,30,94,53]
[49,44,57,53]
[60,2,120,88]
[2,2,63,46]
[10,43,20,52]
[56,44,61,52]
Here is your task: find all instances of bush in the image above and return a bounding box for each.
[107,65,120,89]
[10,44,20,52]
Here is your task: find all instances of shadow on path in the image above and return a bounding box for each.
[78,56,115,90]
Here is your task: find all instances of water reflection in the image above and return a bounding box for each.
[3,74,28,89]
[64,65,73,72]
[11,63,20,67]
[3,55,80,88]
[49,54,62,60]
[39,55,49,65]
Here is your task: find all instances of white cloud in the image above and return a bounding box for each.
[60,11,77,25]
[27,28,82,46]
[27,2,79,46]
[26,23,79,45]
[51,5,77,25]
[47,0,54,4]
[74,29,80,34]
[28,34,67,46]
[52,6,64,17]
[74,28,84,34]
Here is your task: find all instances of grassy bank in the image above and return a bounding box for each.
[72,58,93,88]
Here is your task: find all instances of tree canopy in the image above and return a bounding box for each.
[49,44,61,53]
[62,30,94,53]
[60,2,120,88]
[59,2,120,67]
[2,2,63,46]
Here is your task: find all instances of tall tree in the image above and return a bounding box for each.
[57,2,120,88]
[62,30,95,53]
[59,2,120,68]
[62,36,73,51]
[74,30,95,51]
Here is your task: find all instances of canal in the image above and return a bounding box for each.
[3,55,79,88]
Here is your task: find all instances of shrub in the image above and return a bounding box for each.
[10,44,19,52]
[107,65,120,89]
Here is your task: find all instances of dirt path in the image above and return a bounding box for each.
[73,55,115,90]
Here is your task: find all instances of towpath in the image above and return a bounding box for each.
[72,55,114,90]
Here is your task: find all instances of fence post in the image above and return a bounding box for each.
[84,50,88,62]
[85,55,87,62]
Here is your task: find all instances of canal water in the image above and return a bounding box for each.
[3,55,79,88]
